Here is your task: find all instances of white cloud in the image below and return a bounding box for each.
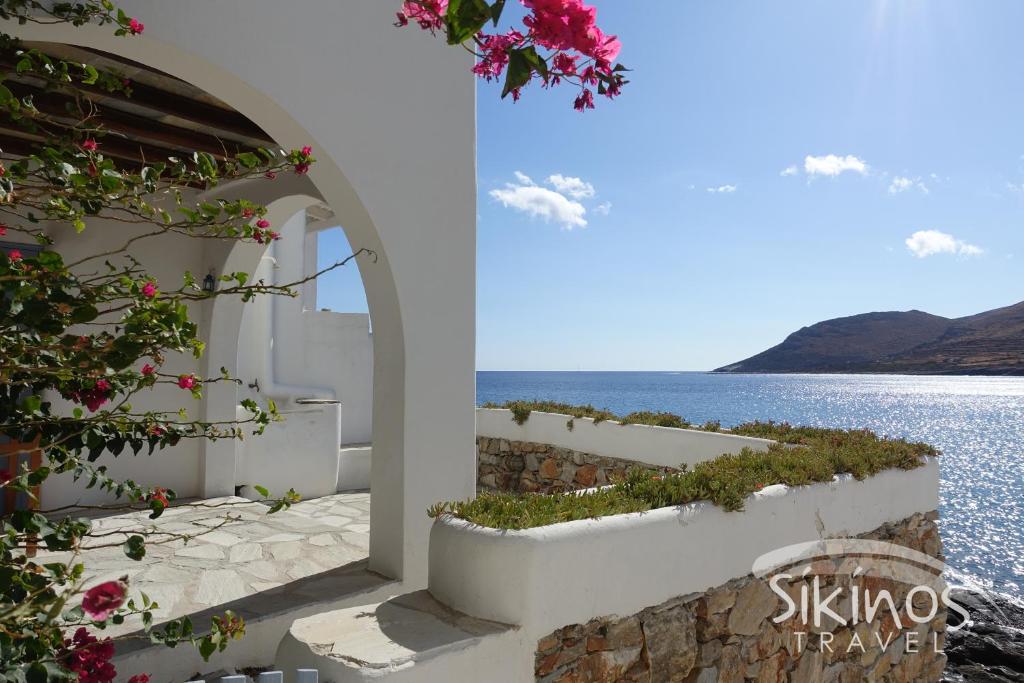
[706,184,737,194]
[905,230,983,258]
[780,165,799,177]
[889,176,929,194]
[490,173,588,229]
[803,154,868,177]
[594,201,612,216]
[546,174,595,200]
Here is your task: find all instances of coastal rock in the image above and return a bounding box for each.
[943,588,1024,682]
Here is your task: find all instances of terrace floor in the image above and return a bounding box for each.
[38,491,381,640]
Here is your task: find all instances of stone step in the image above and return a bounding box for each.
[275,590,519,682]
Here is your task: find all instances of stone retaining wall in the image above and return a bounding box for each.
[534,512,946,682]
[476,436,677,494]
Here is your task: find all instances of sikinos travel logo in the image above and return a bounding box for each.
[750,538,995,657]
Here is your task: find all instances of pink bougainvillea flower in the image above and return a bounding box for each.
[128,675,150,683]
[140,281,157,298]
[301,146,313,157]
[242,207,255,218]
[0,224,6,237]
[397,0,447,31]
[82,581,127,621]
[574,88,595,112]
[63,627,116,683]
[141,363,155,376]
[294,162,310,175]
[264,171,277,180]
[81,139,98,152]
[256,219,270,229]
[94,379,111,392]
[7,249,22,262]
[128,18,144,34]
[177,374,197,390]
[268,231,281,241]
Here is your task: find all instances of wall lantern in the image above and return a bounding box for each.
[202,270,216,293]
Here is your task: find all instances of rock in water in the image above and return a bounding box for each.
[943,588,1024,682]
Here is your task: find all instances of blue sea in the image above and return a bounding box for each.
[477,371,1024,598]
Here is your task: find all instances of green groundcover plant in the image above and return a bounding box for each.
[436,406,938,529]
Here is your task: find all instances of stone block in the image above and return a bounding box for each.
[728,580,779,636]
[642,605,697,682]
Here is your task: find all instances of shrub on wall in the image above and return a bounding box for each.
[435,423,938,529]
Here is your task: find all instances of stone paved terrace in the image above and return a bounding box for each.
[37,492,383,641]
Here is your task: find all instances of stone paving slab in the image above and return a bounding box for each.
[278,590,512,678]
[37,492,373,638]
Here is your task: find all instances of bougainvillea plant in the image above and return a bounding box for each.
[0,2,365,681]
[396,0,628,110]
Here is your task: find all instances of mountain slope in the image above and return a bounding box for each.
[715,301,1024,375]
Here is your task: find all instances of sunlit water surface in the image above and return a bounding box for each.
[478,371,1024,598]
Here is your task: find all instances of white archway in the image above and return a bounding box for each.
[11,5,478,587]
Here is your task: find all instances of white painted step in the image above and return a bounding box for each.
[275,591,521,682]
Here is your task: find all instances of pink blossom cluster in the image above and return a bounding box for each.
[395,0,447,31]
[472,30,523,81]
[65,379,112,412]
[396,0,625,110]
[253,219,280,244]
[62,627,116,683]
[82,581,126,621]
[522,0,620,63]
[294,145,313,175]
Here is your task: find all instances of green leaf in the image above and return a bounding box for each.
[69,304,99,324]
[254,485,269,498]
[490,0,506,25]
[81,64,99,85]
[519,46,549,80]
[445,0,491,45]
[123,534,146,560]
[502,48,532,98]
[0,84,14,106]
[235,152,259,168]
[198,637,216,661]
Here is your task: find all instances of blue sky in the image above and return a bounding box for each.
[323,1,1024,371]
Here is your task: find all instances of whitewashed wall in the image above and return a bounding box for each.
[429,458,941,636]
[477,408,774,469]
[39,209,208,508]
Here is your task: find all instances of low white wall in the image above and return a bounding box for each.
[236,403,342,499]
[476,408,774,470]
[337,445,372,491]
[429,457,940,636]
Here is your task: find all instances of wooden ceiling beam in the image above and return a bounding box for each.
[0,55,274,144]
[0,125,185,168]
[5,82,265,159]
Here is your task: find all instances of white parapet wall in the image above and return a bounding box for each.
[476,408,775,469]
[429,457,940,637]
[236,403,342,500]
